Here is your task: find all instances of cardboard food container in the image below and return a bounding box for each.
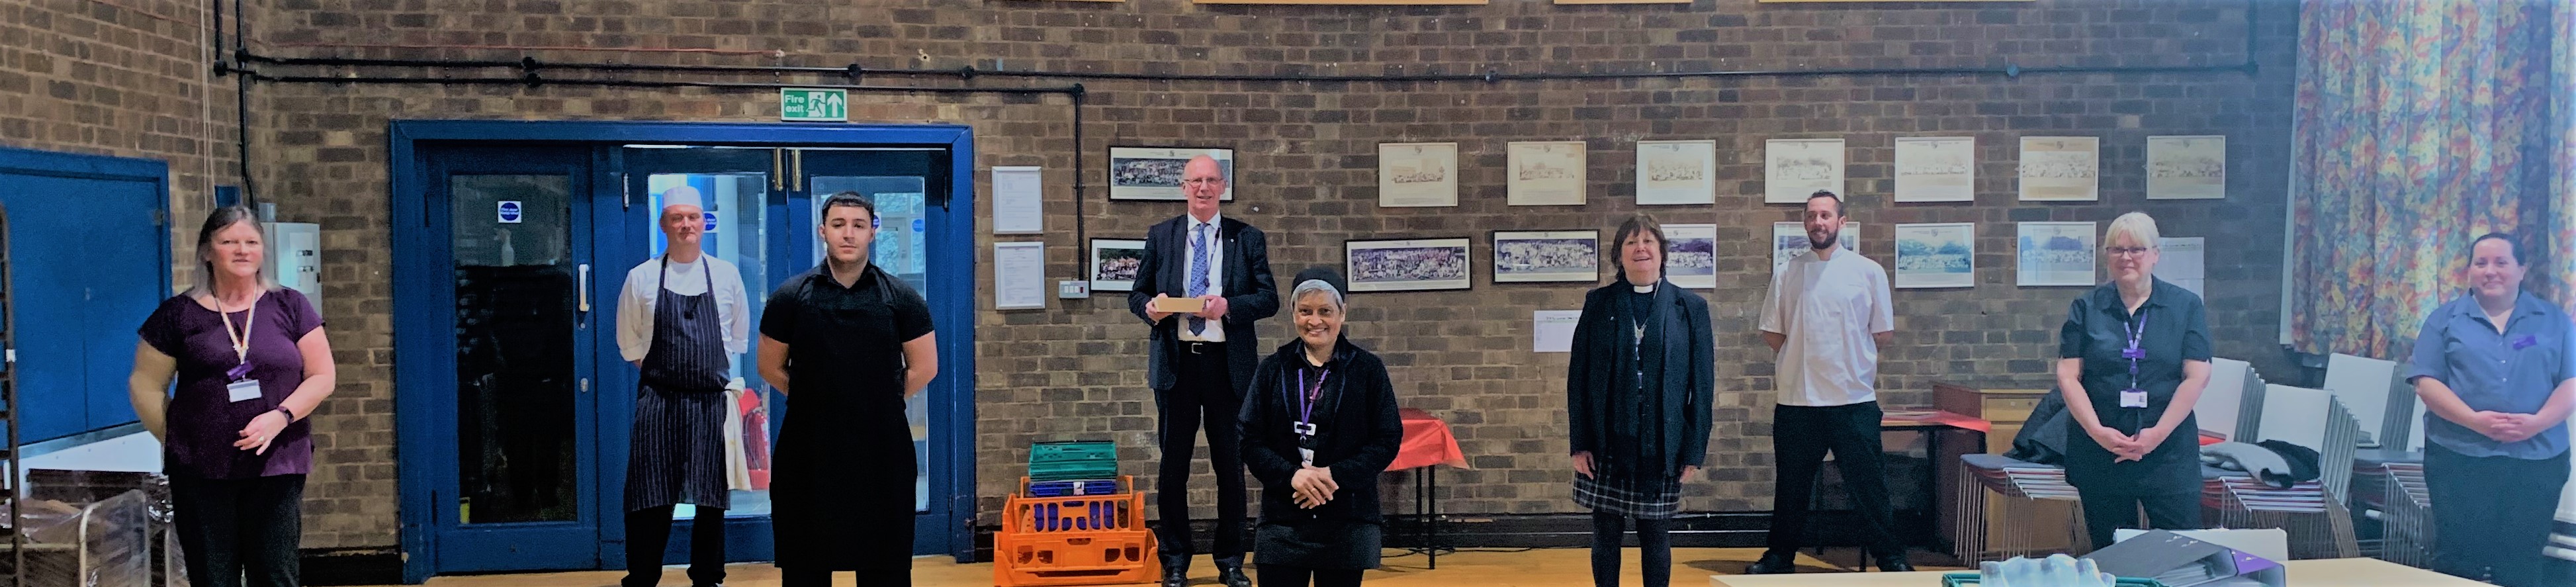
[1150,296,1206,314]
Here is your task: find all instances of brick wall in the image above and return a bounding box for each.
[182,0,2303,550]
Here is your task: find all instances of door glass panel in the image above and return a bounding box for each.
[808,175,930,512]
[451,175,578,524]
[643,173,773,519]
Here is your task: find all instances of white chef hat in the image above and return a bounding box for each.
[660,185,704,212]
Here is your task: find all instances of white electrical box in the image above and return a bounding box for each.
[263,222,322,309]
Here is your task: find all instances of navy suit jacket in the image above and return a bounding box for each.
[1126,214,1280,392]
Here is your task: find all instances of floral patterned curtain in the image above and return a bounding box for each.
[2288,0,2576,359]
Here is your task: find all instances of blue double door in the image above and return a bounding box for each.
[398,134,966,576]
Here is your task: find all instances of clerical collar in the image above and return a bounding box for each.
[1631,283,1656,294]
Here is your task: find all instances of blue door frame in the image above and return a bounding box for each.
[390,120,979,584]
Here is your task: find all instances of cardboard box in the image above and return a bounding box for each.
[1150,296,1206,314]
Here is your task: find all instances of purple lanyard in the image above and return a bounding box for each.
[1291,367,1330,430]
[2123,310,2149,390]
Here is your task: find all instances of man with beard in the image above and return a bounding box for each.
[1748,190,1910,574]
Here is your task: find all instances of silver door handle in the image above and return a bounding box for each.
[578,263,592,312]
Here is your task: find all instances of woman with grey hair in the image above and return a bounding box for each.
[2054,211,2211,549]
[128,205,337,587]
[1239,266,1402,587]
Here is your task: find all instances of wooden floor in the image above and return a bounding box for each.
[377,547,1961,587]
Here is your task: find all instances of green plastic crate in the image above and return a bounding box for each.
[1028,441,1119,481]
[1939,572,2168,587]
[1030,441,1116,464]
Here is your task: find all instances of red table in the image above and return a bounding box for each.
[1387,408,1466,568]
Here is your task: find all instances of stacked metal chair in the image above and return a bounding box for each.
[1953,452,2087,561]
[2200,383,2362,560]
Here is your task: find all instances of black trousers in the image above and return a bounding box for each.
[1257,564,1362,587]
[171,474,306,587]
[1155,341,1249,560]
[1591,512,1673,587]
[783,567,911,587]
[2074,490,2200,551]
[2426,443,2569,587]
[1765,402,1904,559]
[623,505,726,587]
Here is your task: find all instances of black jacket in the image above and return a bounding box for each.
[1239,338,1403,525]
[1126,214,1280,393]
[1566,279,1716,478]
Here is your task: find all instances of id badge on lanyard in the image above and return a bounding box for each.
[222,302,263,403]
[2119,310,2149,409]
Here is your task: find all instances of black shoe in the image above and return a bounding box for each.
[1745,552,1798,574]
[1875,554,1915,572]
[1214,556,1252,587]
[1160,553,1190,587]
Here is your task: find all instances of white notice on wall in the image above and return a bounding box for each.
[994,242,1047,310]
[992,166,1044,235]
[1534,310,1583,353]
[2159,237,2207,298]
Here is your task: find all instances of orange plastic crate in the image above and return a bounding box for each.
[995,476,1159,587]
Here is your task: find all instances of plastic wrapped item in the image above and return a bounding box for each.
[1978,554,2118,587]
[19,490,154,587]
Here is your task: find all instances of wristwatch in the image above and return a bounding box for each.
[274,406,296,422]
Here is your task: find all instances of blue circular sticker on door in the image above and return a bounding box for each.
[912,218,925,232]
[496,201,523,224]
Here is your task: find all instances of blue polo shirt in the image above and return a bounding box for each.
[2404,292,2575,459]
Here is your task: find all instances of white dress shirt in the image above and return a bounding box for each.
[1177,213,1227,343]
[616,255,753,365]
[1758,249,1895,407]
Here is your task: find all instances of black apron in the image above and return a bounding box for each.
[772,265,919,570]
[623,257,732,512]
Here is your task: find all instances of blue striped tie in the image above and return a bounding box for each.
[1186,224,1210,336]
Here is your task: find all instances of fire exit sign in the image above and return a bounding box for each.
[780,88,848,122]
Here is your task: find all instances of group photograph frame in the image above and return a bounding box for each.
[1107,146,1235,201]
[1491,230,1601,283]
[1345,237,1475,293]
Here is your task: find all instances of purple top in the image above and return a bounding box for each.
[138,289,324,479]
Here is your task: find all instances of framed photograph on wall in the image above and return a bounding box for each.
[1108,146,1233,201]
[1378,142,1459,208]
[2016,222,2100,287]
[1894,136,1976,203]
[1765,138,1845,204]
[1345,238,1473,292]
[1635,140,1717,206]
[2018,136,2100,202]
[1492,230,1600,283]
[1660,223,1717,289]
[1893,223,1976,289]
[2146,135,2227,200]
[1088,238,1146,293]
[1506,141,1587,206]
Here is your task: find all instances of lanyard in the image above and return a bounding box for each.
[1288,365,1329,427]
[218,295,257,376]
[2123,309,2149,390]
[1289,365,1330,434]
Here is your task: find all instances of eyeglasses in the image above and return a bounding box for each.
[1181,178,1224,186]
[2104,246,2154,257]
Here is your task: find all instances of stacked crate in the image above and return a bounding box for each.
[995,441,1153,586]
[994,475,1155,586]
